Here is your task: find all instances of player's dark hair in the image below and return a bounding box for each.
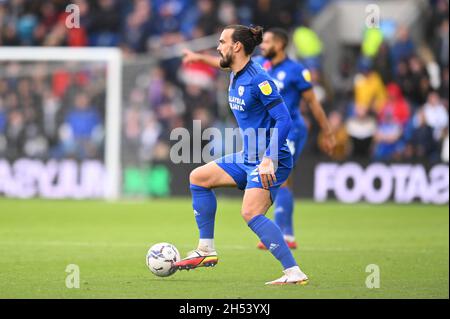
[267,28,289,49]
[224,24,264,55]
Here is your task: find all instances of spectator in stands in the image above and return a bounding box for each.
[16,8,37,45]
[395,59,414,101]
[440,67,449,106]
[88,0,120,46]
[5,110,25,159]
[0,97,6,155]
[41,89,62,146]
[121,0,153,53]
[346,105,377,158]
[148,67,166,108]
[0,97,5,134]
[422,91,449,143]
[140,111,162,162]
[149,0,190,49]
[56,92,103,159]
[433,18,449,68]
[391,25,415,73]
[217,1,239,26]
[427,0,449,48]
[353,58,387,114]
[442,128,449,163]
[378,83,410,127]
[408,55,432,108]
[252,0,298,30]
[188,0,220,39]
[408,108,438,161]
[152,82,185,133]
[362,27,384,60]
[123,106,142,165]
[373,109,404,161]
[373,41,393,84]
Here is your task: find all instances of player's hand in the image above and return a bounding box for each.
[322,130,336,156]
[182,48,199,64]
[258,157,277,189]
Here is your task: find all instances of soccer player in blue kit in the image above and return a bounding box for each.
[174,25,310,285]
[182,28,335,251]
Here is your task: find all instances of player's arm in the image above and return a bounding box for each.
[253,76,292,189]
[260,102,292,189]
[182,49,228,70]
[302,89,335,156]
[258,102,292,189]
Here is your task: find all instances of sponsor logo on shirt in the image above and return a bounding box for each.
[229,95,246,111]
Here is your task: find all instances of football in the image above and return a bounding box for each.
[146,243,180,277]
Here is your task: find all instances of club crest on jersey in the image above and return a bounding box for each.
[258,80,272,95]
[277,71,286,81]
[238,85,245,96]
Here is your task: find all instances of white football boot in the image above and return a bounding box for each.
[265,266,309,285]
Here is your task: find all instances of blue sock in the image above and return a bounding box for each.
[248,215,297,269]
[274,187,294,236]
[190,184,217,239]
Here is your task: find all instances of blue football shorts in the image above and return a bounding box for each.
[215,151,293,202]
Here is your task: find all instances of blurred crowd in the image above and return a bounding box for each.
[0,0,322,51]
[0,0,448,164]
[322,0,449,162]
[0,61,106,160]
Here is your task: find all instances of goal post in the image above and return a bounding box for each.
[0,47,122,200]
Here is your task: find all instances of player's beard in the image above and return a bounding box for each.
[219,51,233,68]
[263,47,277,60]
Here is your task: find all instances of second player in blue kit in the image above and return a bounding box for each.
[253,28,334,249]
[183,28,335,250]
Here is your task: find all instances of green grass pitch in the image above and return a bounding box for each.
[0,198,448,299]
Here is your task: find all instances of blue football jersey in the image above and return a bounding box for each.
[252,56,312,129]
[227,60,291,163]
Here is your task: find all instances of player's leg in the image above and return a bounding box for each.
[275,176,296,248]
[257,172,295,250]
[273,129,308,248]
[242,188,308,285]
[175,153,246,270]
[189,160,237,251]
[258,136,304,250]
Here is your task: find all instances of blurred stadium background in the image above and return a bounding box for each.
[0,0,448,299]
[0,0,448,202]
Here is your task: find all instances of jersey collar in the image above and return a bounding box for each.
[234,59,253,78]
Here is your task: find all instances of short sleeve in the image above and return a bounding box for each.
[294,65,313,92]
